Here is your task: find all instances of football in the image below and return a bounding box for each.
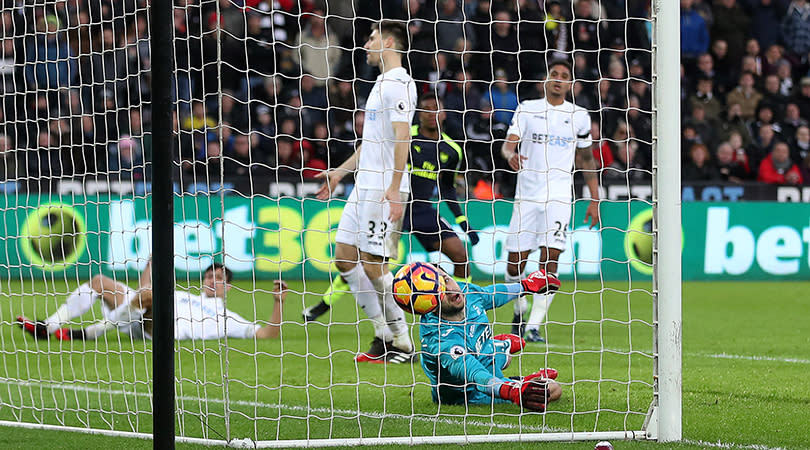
[392,262,445,315]
[23,204,85,266]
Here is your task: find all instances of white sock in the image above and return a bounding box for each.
[342,265,390,341]
[392,332,413,353]
[526,292,556,331]
[505,272,527,315]
[83,320,117,339]
[370,272,409,338]
[44,283,98,333]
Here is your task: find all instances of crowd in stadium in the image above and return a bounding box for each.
[1,0,810,194]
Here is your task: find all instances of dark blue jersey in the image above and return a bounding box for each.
[408,125,464,211]
[419,282,523,405]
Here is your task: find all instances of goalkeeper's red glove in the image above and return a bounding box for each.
[522,368,558,381]
[493,333,525,354]
[498,377,550,411]
[520,269,561,295]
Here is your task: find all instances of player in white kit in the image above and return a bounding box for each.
[501,59,601,343]
[18,258,286,341]
[315,20,418,363]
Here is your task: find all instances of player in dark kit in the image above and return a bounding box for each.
[404,92,479,281]
[302,93,479,322]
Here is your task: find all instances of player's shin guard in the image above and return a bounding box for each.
[44,283,99,334]
[342,265,391,342]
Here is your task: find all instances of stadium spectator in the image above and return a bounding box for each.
[515,0,545,79]
[226,132,262,178]
[0,134,17,183]
[327,79,357,134]
[435,0,468,52]
[474,9,518,81]
[780,0,810,60]
[108,135,144,180]
[726,71,763,120]
[681,0,710,67]
[293,9,343,86]
[571,0,603,69]
[483,68,519,126]
[777,102,809,138]
[710,39,737,96]
[758,140,804,184]
[685,103,717,152]
[688,75,724,123]
[543,0,568,60]
[715,141,750,182]
[711,0,751,64]
[590,120,613,169]
[775,59,794,96]
[299,73,329,132]
[790,124,810,163]
[18,260,287,341]
[727,131,752,172]
[750,123,779,168]
[683,142,719,181]
[760,43,787,77]
[792,77,810,118]
[749,104,782,138]
[761,73,789,118]
[603,124,648,183]
[443,70,483,140]
[748,0,787,50]
[241,11,277,100]
[24,15,77,91]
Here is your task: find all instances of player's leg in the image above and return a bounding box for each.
[357,190,413,362]
[525,201,568,343]
[302,274,349,322]
[17,275,108,338]
[505,200,541,336]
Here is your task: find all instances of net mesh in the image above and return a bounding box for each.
[0,0,657,445]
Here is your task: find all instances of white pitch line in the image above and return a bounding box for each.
[684,439,802,450]
[0,378,563,433]
[539,344,810,365]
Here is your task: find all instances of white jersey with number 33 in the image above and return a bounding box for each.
[507,98,592,202]
[356,67,417,193]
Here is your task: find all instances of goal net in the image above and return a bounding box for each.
[0,0,680,446]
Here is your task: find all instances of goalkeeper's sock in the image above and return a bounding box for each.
[45,283,99,333]
[341,265,383,319]
[526,291,556,332]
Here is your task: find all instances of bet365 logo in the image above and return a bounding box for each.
[20,203,87,270]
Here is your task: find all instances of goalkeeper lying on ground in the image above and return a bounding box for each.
[418,267,563,411]
[17,258,285,341]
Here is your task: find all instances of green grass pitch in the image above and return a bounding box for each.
[0,279,808,450]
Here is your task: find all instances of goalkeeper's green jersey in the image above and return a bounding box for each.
[419,282,523,405]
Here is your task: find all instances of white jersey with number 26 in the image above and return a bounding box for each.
[507,98,592,202]
[356,66,417,193]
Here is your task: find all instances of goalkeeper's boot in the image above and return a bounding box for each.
[16,316,49,339]
[525,328,546,343]
[355,337,390,363]
[510,313,525,338]
[53,328,87,341]
[302,301,330,322]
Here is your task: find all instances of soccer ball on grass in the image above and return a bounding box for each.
[392,262,445,315]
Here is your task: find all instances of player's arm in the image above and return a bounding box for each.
[500,134,525,171]
[139,255,153,288]
[255,280,286,339]
[315,147,360,200]
[574,110,600,228]
[385,121,410,222]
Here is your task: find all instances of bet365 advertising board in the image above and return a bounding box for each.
[2,195,809,281]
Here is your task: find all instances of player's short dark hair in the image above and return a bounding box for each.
[418,91,442,108]
[547,59,573,77]
[205,262,233,283]
[376,20,408,51]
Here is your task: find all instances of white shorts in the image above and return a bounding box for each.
[335,188,406,259]
[101,288,147,340]
[505,199,571,252]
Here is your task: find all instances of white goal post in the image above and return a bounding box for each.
[0,0,681,446]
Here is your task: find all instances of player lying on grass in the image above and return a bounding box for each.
[417,264,562,410]
[17,258,285,341]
